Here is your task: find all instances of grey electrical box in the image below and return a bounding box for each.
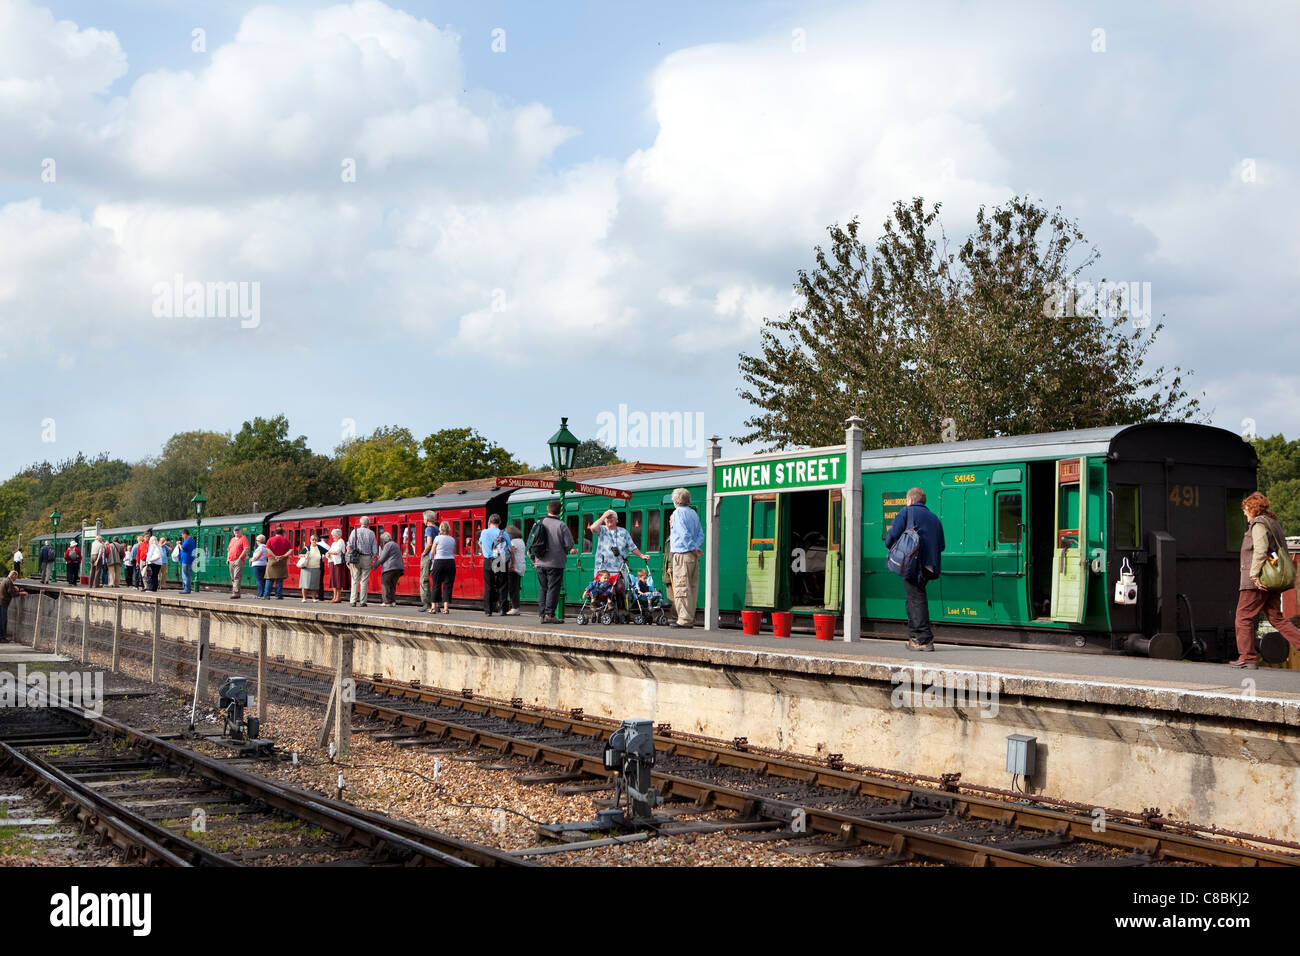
[1006,734,1037,775]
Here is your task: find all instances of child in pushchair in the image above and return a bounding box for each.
[627,568,667,625]
[577,570,618,625]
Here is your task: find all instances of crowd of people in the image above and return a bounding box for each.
[11,487,707,627]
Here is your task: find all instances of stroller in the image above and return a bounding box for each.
[626,569,668,626]
[576,547,647,626]
[576,573,619,625]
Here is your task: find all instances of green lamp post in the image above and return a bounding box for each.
[50,509,61,585]
[191,492,207,593]
[546,417,580,622]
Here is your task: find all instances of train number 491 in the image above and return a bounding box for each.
[1168,485,1200,508]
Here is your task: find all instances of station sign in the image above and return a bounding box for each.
[714,451,848,496]
[495,475,632,500]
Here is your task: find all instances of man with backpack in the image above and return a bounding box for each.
[530,500,574,623]
[65,539,82,585]
[884,487,945,652]
[479,514,511,616]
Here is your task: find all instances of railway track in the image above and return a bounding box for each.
[89,625,1290,867]
[22,614,1300,866]
[0,705,528,867]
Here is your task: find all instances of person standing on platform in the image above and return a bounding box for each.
[430,521,457,614]
[666,488,705,629]
[885,487,945,652]
[122,537,136,588]
[249,534,269,598]
[298,534,323,603]
[227,527,249,599]
[532,500,574,624]
[105,538,122,588]
[346,516,378,607]
[327,528,347,603]
[504,524,525,616]
[1230,491,1300,669]
[38,541,54,584]
[419,510,437,611]
[177,530,196,593]
[12,547,22,576]
[265,528,291,600]
[0,571,26,642]
[479,514,511,615]
[65,539,81,585]
[377,531,403,606]
[135,534,150,591]
[155,536,170,590]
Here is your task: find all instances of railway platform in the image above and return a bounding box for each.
[10,580,1300,844]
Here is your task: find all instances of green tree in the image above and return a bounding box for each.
[118,430,231,523]
[336,427,424,500]
[420,428,529,492]
[222,415,311,467]
[1250,434,1300,531]
[572,439,623,469]
[737,196,1202,450]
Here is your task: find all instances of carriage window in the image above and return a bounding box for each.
[626,511,643,550]
[996,492,1023,545]
[749,495,776,551]
[472,519,483,555]
[582,514,595,553]
[1227,488,1250,551]
[1115,485,1140,549]
[647,510,661,552]
[451,521,461,553]
[523,518,535,542]
[566,515,579,550]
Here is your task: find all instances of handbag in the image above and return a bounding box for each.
[296,555,308,569]
[345,529,360,565]
[1258,520,1296,591]
[886,506,921,579]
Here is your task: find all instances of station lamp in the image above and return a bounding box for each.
[547,417,580,476]
[191,492,207,592]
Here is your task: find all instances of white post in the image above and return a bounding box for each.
[704,435,722,631]
[842,417,864,642]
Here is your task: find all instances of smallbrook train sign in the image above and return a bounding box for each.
[495,475,633,499]
[714,451,848,495]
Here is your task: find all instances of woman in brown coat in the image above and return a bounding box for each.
[1231,492,1300,668]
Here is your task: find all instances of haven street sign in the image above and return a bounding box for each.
[495,475,632,500]
[714,450,848,496]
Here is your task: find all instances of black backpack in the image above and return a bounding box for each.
[528,521,549,562]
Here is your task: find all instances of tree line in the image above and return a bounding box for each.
[0,416,621,547]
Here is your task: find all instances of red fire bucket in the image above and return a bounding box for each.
[771,611,794,638]
[813,613,836,641]
[740,610,762,636]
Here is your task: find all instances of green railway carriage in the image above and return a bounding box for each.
[714,423,1257,658]
[506,469,709,609]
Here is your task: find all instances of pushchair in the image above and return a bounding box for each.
[627,570,668,626]
[575,574,619,625]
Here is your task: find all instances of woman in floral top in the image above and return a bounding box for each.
[588,510,649,586]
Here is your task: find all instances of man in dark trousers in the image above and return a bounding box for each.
[532,500,575,623]
[884,487,945,651]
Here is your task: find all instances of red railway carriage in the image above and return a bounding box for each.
[271,488,513,601]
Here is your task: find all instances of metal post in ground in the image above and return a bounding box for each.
[257,622,268,726]
[334,634,353,759]
[196,611,210,702]
[842,416,864,642]
[80,591,90,663]
[151,600,162,684]
[111,594,122,672]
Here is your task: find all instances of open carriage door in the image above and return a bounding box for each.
[824,489,844,610]
[1049,457,1088,623]
[745,493,779,607]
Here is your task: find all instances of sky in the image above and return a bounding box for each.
[1,0,1297,476]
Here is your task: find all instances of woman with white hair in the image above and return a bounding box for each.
[326,529,346,603]
[298,533,323,603]
[250,534,268,598]
[588,510,650,608]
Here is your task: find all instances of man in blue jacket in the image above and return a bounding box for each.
[884,487,945,651]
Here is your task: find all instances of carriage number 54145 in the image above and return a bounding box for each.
[1169,484,1200,508]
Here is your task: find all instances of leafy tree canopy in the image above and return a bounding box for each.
[336,427,424,501]
[420,427,529,492]
[737,196,1203,450]
[572,439,624,469]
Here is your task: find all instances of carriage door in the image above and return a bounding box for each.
[1050,457,1088,623]
[991,474,1028,623]
[824,490,844,610]
[745,494,779,607]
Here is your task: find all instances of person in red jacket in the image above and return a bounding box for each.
[227,528,250,599]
